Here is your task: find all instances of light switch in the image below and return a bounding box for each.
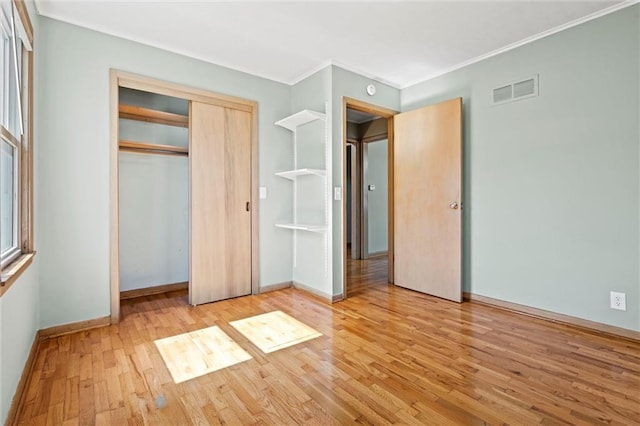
[368,184,376,191]
[259,187,267,199]
[334,187,342,201]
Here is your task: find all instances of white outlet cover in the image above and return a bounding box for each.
[334,187,342,201]
[259,186,267,199]
[610,291,626,311]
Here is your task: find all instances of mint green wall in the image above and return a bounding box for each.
[402,5,640,331]
[36,17,292,328]
[365,139,388,254]
[290,67,333,296]
[331,66,400,296]
[292,67,332,113]
[0,261,39,423]
[0,3,40,422]
[119,154,189,291]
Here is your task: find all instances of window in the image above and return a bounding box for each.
[1,138,18,264]
[0,0,33,292]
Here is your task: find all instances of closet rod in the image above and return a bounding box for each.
[119,140,188,157]
[119,148,188,158]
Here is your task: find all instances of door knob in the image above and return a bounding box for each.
[449,202,459,210]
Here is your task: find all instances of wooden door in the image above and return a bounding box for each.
[394,98,462,302]
[189,102,252,305]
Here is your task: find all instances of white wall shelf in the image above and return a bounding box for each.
[275,168,326,180]
[275,109,326,131]
[275,224,327,233]
[274,105,330,293]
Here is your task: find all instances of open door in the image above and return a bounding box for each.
[394,98,462,302]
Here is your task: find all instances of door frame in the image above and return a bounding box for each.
[109,70,259,323]
[346,141,361,260]
[342,97,397,299]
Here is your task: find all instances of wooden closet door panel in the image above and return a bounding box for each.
[189,102,251,305]
[222,108,252,297]
[394,98,462,302]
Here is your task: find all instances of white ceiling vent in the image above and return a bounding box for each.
[492,74,538,106]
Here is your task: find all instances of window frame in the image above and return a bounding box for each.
[0,0,34,295]
[1,130,20,267]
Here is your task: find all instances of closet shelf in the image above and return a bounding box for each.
[275,223,327,233]
[275,109,325,131]
[275,168,326,180]
[119,104,189,128]
[119,140,188,157]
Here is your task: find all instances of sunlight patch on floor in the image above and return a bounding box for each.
[230,310,322,353]
[154,326,252,383]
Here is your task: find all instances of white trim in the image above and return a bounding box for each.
[288,59,333,86]
[11,3,30,50]
[1,3,30,51]
[35,0,637,89]
[0,6,9,34]
[34,10,298,86]
[330,60,402,90]
[290,60,402,90]
[0,32,8,127]
[0,135,20,268]
[34,10,396,90]
[400,0,638,89]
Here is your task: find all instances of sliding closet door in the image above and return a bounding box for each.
[189,102,252,305]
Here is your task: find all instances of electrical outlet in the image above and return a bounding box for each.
[334,187,342,201]
[610,291,626,311]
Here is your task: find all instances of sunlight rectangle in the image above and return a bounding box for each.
[154,326,252,383]
[230,310,322,354]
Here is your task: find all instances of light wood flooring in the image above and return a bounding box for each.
[16,282,640,424]
[346,252,388,296]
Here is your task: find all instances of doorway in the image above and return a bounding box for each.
[343,98,397,298]
[342,96,463,302]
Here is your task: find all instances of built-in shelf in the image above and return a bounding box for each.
[119,140,188,157]
[275,224,327,233]
[119,104,189,128]
[275,168,326,180]
[275,109,326,131]
[274,105,330,287]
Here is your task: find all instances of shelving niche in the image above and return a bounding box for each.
[275,106,330,289]
[118,103,189,157]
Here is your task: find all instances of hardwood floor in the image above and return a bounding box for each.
[346,253,388,296]
[16,284,640,425]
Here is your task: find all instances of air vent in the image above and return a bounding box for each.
[493,85,512,103]
[492,74,538,106]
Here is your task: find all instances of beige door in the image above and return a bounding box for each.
[189,102,252,305]
[394,98,462,302]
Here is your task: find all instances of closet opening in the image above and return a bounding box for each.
[110,70,259,323]
[343,99,397,298]
[118,87,189,304]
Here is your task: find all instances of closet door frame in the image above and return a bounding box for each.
[109,70,259,323]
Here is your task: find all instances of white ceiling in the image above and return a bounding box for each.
[35,0,628,88]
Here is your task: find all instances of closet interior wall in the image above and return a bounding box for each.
[118,88,189,292]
